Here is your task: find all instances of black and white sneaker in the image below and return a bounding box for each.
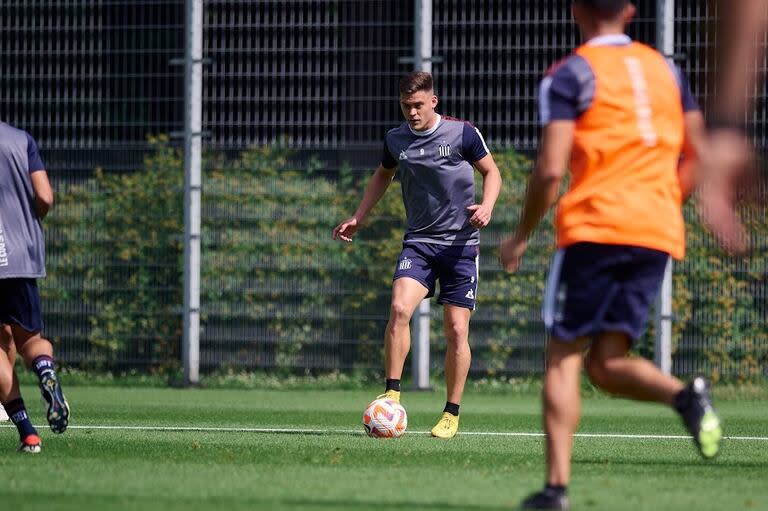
[674,376,722,459]
[40,371,70,434]
[520,488,570,510]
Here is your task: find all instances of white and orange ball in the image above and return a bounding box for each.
[362,398,407,438]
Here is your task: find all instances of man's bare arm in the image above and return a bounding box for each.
[499,121,574,273]
[30,170,53,220]
[332,164,396,242]
[467,153,502,229]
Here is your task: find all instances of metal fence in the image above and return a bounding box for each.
[1,1,766,380]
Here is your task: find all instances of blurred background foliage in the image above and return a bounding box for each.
[44,140,768,382]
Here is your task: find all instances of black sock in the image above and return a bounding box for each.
[32,355,56,382]
[5,398,38,439]
[673,384,691,413]
[443,401,460,416]
[385,379,401,392]
[544,484,567,497]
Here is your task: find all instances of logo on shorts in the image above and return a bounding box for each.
[398,257,412,270]
[399,150,408,160]
[438,143,451,157]
[465,289,475,300]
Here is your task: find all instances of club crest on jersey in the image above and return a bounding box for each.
[438,143,451,157]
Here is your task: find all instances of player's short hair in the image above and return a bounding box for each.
[399,71,433,96]
[573,0,630,17]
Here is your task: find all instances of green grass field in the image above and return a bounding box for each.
[1,385,766,511]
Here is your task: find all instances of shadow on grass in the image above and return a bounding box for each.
[272,498,515,511]
[574,456,768,469]
[0,491,519,511]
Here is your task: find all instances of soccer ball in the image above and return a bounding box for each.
[362,398,407,438]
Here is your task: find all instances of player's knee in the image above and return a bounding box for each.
[0,325,13,351]
[444,321,469,346]
[0,370,12,395]
[388,302,413,325]
[585,357,611,390]
[0,355,13,396]
[445,324,470,355]
[586,356,622,392]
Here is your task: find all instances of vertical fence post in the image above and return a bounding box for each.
[655,258,674,375]
[410,0,433,390]
[183,0,203,385]
[654,0,675,376]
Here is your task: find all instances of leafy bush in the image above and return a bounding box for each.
[43,140,768,382]
[47,136,183,371]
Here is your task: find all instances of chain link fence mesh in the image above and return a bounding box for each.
[1,1,765,379]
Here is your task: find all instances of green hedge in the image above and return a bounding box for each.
[43,139,768,381]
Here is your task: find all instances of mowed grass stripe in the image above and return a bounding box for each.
[2,423,767,441]
[0,386,765,511]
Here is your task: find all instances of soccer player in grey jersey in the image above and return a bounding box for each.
[333,71,502,438]
[0,122,70,453]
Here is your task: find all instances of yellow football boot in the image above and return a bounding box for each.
[376,389,401,403]
[431,412,459,439]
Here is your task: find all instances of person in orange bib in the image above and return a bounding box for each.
[499,1,721,509]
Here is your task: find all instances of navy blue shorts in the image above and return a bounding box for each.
[0,278,43,333]
[393,242,479,310]
[543,243,669,342]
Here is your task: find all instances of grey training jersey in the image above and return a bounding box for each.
[0,122,47,279]
[382,115,489,246]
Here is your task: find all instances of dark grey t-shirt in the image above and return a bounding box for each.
[0,122,47,279]
[382,115,489,246]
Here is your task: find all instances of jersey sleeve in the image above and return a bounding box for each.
[381,139,398,169]
[539,55,595,126]
[461,123,489,163]
[669,64,700,112]
[26,133,45,173]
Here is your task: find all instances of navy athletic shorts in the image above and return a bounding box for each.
[0,278,43,333]
[393,242,479,310]
[542,242,669,342]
